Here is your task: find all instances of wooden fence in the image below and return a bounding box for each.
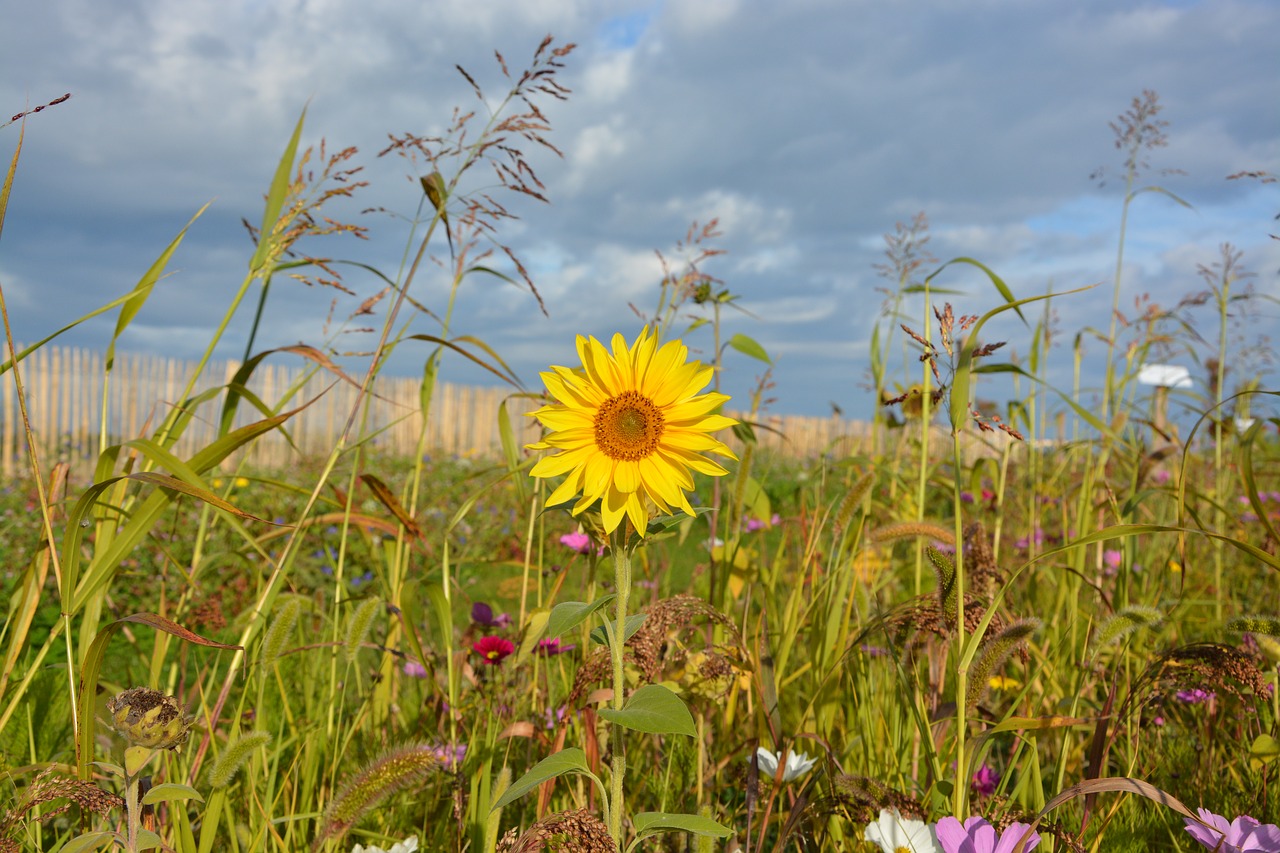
[0,345,901,477]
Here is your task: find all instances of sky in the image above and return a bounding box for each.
[2,0,1278,424]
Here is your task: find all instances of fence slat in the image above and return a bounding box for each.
[0,344,896,473]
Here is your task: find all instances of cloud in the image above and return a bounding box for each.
[3,0,1277,420]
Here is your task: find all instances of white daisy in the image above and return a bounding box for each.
[864,808,941,853]
[752,746,818,782]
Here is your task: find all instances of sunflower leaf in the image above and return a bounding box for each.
[490,748,592,812]
[545,595,616,639]
[590,613,647,647]
[599,684,696,737]
[633,812,733,841]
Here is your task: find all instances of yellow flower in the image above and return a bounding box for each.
[988,675,1021,691]
[528,328,738,535]
[234,476,250,488]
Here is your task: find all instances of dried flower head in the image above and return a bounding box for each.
[106,688,192,751]
[495,808,614,853]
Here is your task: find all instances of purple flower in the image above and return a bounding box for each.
[1015,528,1046,551]
[935,816,1039,853]
[745,516,766,532]
[431,743,466,770]
[1184,808,1280,852]
[543,705,568,730]
[1176,688,1215,704]
[536,637,576,656]
[471,602,511,628]
[402,660,428,678]
[971,764,999,797]
[960,491,975,504]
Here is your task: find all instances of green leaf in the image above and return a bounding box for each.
[633,811,733,840]
[972,362,1117,441]
[142,782,205,806]
[250,108,306,273]
[0,124,21,240]
[545,595,616,639]
[1250,733,1280,769]
[107,205,210,370]
[740,476,772,528]
[59,832,120,853]
[599,684,696,737]
[938,281,1095,434]
[490,748,591,812]
[498,398,528,500]
[727,333,772,364]
[590,613,647,647]
[136,828,164,850]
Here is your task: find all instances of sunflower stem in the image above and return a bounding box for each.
[608,528,633,849]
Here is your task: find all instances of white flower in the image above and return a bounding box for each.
[864,808,940,853]
[752,746,818,782]
[351,837,418,853]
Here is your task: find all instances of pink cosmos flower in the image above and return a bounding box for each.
[472,635,515,666]
[1183,808,1280,852]
[935,816,1040,853]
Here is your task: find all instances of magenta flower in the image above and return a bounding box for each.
[1184,808,1280,852]
[402,660,429,678]
[472,635,515,665]
[1176,688,1215,704]
[745,516,766,532]
[935,816,1039,853]
[536,637,576,655]
[1103,549,1123,573]
[971,764,999,797]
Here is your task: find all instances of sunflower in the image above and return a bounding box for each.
[527,328,738,535]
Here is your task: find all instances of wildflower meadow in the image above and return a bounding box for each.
[1,37,1278,853]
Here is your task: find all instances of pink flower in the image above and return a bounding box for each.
[559,531,602,554]
[402,660,428,678]
[1184,808,1280,852]
[431,743,466,769]
[1176,688,1215,704]
[1103,549,1123,572]
[971,764,999,797]
[536,637,576,655]
[472,635,515,666]
[936,817,1039,853]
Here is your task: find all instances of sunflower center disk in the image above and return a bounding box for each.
[594,391,665,461]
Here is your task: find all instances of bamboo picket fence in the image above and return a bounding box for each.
[0,344,948,479]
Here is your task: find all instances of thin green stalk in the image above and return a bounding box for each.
[950,429,968,819]
[608,528,633,849]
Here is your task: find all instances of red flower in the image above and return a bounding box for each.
[472,635,515,666]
